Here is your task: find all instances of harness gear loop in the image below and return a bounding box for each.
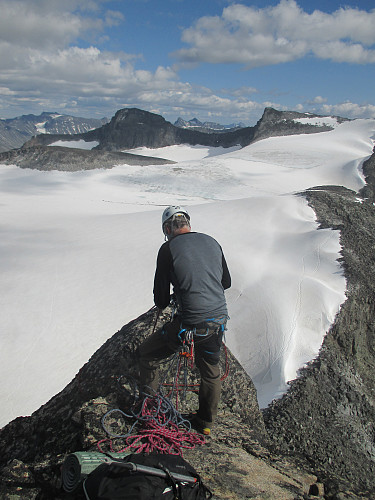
[179,329,194,365]
[168,328,195,405]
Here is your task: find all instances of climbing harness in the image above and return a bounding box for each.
[160,315,230,409]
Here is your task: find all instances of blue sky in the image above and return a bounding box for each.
[0,0,374,125]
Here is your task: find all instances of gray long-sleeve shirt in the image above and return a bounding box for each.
[153,232,231,325]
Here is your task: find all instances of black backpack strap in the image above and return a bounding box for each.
[158,462,180,499]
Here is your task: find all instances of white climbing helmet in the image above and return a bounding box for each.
[162,205,190,231]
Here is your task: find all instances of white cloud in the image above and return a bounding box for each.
[0,86,16,96]
[0,1,88,49]
[173,0,375,67]
[313,40,375,64]
[293,99,375,120]
[134,88,266,124]
[0,0,373,126]
[1,44,185,103]
[0,0,184,113]
[320,101,375,120]
[0,0,265,124]
[104,10,125,27]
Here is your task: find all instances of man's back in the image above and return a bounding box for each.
[140,207,231,433]
[154,232,230,325]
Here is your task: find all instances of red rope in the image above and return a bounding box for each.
[98,394,205,456]
[97,421,204,456]
[97,337,229,457]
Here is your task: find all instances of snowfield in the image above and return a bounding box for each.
[49,139,100,149]
[1,119,374,427]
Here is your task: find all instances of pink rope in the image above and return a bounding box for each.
[98,394,205,456]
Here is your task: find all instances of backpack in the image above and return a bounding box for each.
[83,452,213,500]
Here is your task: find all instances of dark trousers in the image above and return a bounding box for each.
[138,316,223,426]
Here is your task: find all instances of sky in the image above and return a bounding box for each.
[1,116,374,427]
[0,0,375,125]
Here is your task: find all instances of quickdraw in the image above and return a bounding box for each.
[179,329,194,365]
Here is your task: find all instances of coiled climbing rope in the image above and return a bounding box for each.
[99,382,205,456]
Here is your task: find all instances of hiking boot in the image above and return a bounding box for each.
[187,413,212,436]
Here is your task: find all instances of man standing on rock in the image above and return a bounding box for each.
[138,205,231,435]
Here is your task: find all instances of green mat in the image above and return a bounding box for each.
[62,451,131,493]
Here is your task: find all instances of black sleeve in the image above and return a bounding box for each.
[153,242,173,309]
[221,253,231,290]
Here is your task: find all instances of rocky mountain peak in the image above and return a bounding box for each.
[259,106,349,126]
[251,107,348,143]
[112,107,168,126]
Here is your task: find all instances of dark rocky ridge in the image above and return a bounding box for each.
[0,145,174,171]
[251,108,348,142]
[24,107,345,152]
[264,149,375,497]
[23,107,254,151]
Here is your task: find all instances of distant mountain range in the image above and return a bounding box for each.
[174,117,246,133]
[0,107,349,171]
[0,112,108,152]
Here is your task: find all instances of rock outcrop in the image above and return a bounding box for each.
[251,107,347,142]
[0,145,174,171]
[0,307,319,499]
